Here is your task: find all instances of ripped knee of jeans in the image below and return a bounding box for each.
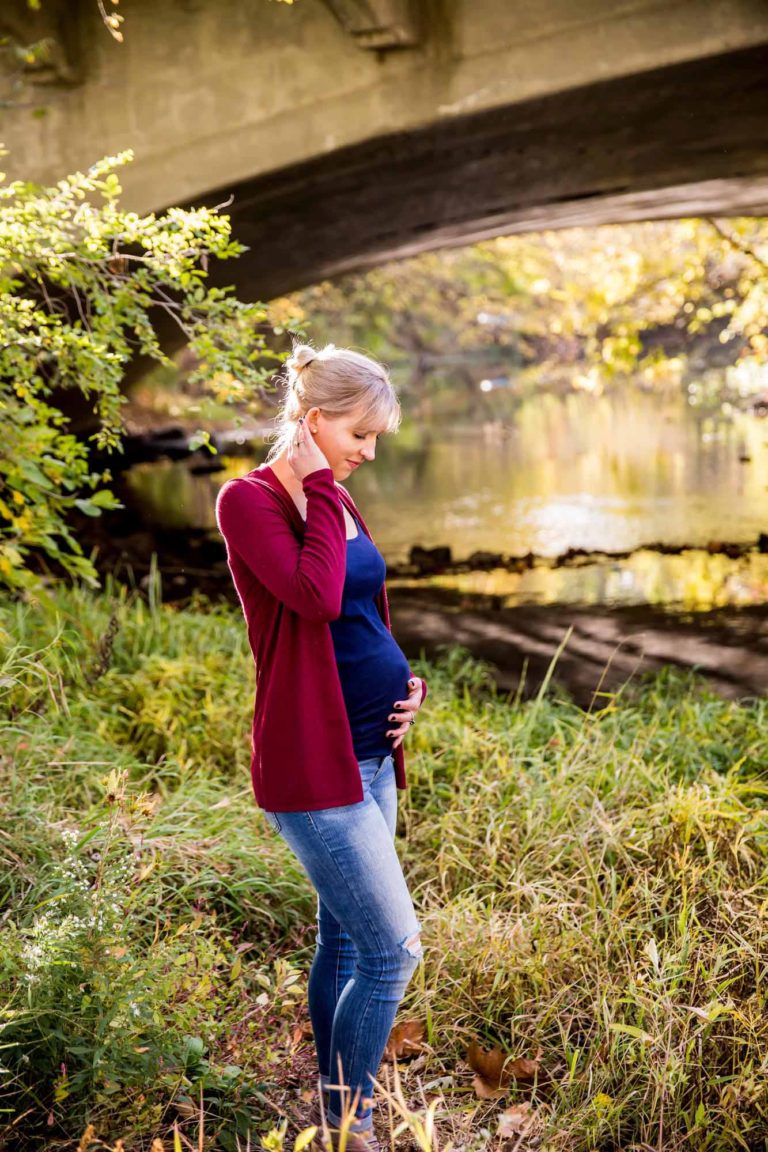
[399,929,423,961]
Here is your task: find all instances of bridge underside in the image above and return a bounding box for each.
[192,44,768,304]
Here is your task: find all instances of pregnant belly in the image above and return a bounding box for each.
[334,629,412,738]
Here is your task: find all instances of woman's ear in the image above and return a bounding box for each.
[306,405,321,432]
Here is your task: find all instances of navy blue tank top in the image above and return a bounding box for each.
[329,508,412,760]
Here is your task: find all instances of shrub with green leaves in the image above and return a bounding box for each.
[0,149,278,594]
[0,767,259,1144]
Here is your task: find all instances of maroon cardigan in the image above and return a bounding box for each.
[215,463,428,811]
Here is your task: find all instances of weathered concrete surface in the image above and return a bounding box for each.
[208,44,768,303]
[3,0,768,303]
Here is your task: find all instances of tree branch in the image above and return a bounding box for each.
[705,218,768,275]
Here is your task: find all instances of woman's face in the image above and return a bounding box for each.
[305,402,382,480]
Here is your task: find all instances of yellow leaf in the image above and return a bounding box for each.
[294,1127,318,1152]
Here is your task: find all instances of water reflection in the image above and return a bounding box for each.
[396,550,768,612]
[119,383,768,607]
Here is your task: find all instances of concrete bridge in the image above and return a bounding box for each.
[3,0,768,302]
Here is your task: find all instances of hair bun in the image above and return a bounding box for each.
[286,344,317,376]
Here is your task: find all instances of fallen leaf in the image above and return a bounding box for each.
[290,1021,314,1052]
[467,1041,508,1087]
[466,1041,542,1096]
[506,1055,540,1083]
[383,1019,427,1062]
[472,1073,507,1100]
[294,1129,317,1152]
[173,1097,197,1119]
[497,1102,533,1138]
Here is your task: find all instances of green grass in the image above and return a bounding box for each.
[1,578,766,1151]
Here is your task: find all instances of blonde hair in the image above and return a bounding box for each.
[264,342,401,463]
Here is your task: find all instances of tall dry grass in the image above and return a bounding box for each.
[1,577,765,1150]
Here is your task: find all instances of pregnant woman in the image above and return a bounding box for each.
[215,343,428,1152]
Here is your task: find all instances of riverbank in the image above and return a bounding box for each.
[38,504,768,704]
[387,585,768,704]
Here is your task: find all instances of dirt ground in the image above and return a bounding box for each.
[387,585,768,705]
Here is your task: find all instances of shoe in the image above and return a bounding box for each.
[305,1097,382,1152]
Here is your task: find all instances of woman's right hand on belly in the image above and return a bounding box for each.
[385,677,425,749]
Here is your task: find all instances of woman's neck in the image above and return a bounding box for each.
[267,453,302,496]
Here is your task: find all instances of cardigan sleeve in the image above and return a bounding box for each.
[215,467,347,622]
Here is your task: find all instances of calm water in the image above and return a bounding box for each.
[120,385,768,608]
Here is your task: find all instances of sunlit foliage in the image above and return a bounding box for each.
[0,151,275,594]
[283,219,768,378]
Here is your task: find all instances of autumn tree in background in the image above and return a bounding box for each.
[283,219,768,380]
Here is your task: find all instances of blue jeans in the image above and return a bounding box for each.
[263,753,423,1134]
